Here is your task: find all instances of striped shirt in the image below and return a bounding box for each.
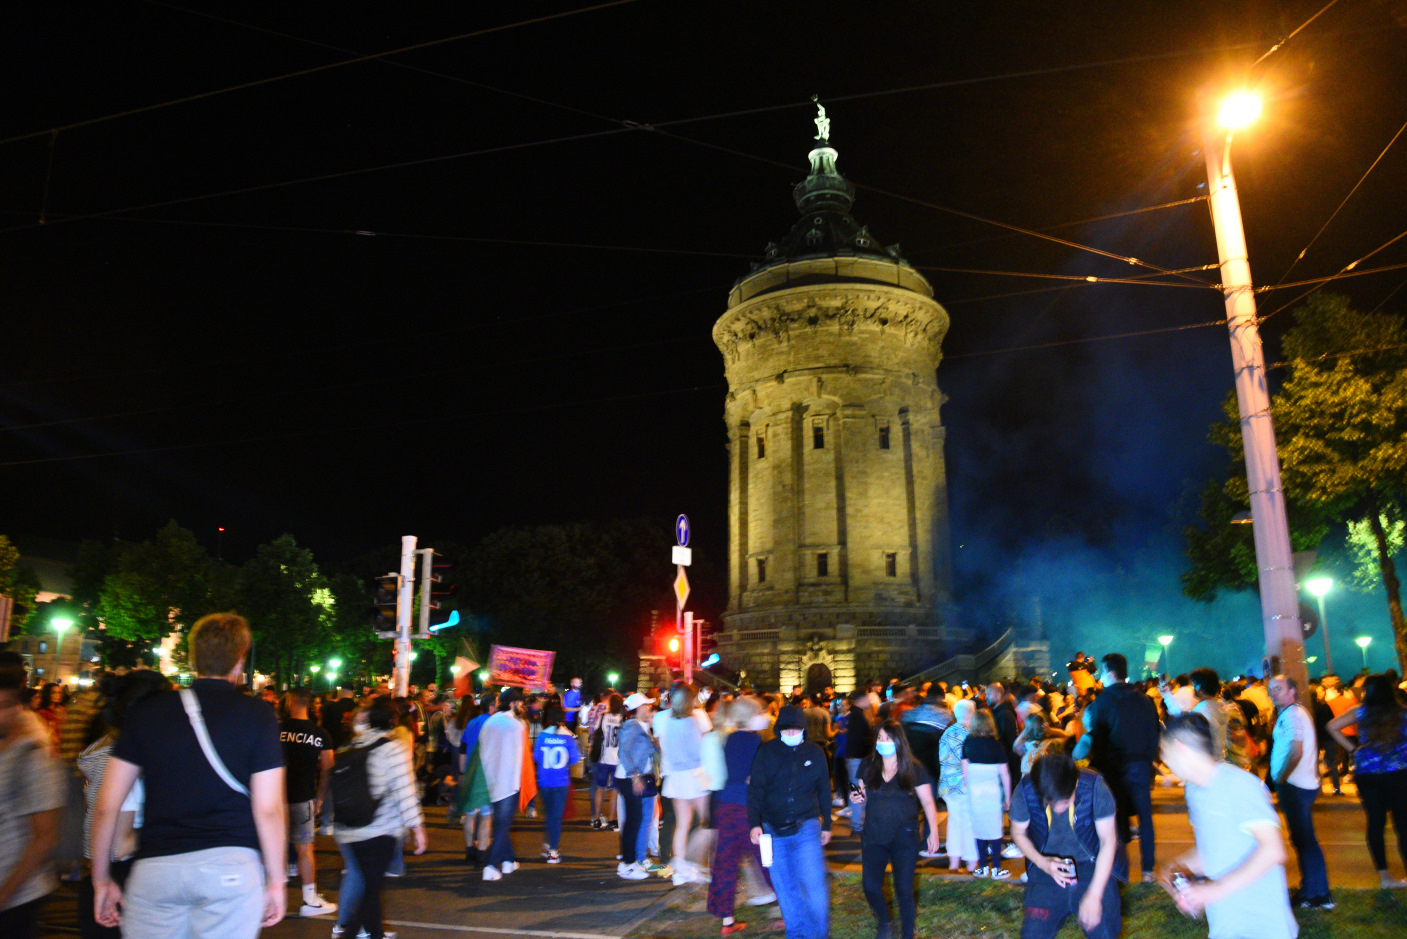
[333,730,424,844]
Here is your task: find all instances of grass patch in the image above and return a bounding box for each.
[628,877,1406,939]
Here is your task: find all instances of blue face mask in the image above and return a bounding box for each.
[875,741,897,758]
[781,731,803,747]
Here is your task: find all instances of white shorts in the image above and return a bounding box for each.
[662,767,707,800]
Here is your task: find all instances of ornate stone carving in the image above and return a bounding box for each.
[714,288,948,359]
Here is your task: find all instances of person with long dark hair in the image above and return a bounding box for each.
[849,721,940,939]
[1327,673,1407,889]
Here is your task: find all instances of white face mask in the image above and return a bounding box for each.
[781,730,803,747]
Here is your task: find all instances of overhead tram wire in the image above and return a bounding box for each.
[0,0,646,147]
[944,319,1227,361]
[653,128,1215,287]
[1275,115,1407,286]
[0,383,727,469]
[1257,230,1407,322]
[1248,0,1342,69]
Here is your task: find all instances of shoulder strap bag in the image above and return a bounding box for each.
[180,687,250,798]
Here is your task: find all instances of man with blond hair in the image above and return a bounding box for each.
[91,613,287,937]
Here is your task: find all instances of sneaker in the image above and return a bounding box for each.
[988,867,1012,881]
[1297,894,1335,910]
[483,865,502,881]
[745,892,777,906]
[542,844,554,858]
[607,820,619,832]
[501,860,517,874]
[547,849,562,864]
[722,922,748,936]
[618,861,649,880]
[918,848,945,858]
[1142,871,1157,884]
[591,817,604,830]
[1001,843,1023,859]
[300,894,337,918]
[972,866,989,878]
[644,861,667,874]
[1020,872,1028,884]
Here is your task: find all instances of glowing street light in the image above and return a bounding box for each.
[328,658,343,671]
[1217,91,1262,129]
[1203,88,1305,690]
[1304,577,1335,675]
[477,670,489,685]
[449,664,461,675]
[606,671,619,687]
[1356,636,1372,670]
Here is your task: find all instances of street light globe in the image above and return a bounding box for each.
[449,665,460,675]
[53,617,74,632]
[607,671,620,686]
[309,664,321,674]
[477,670,489,682]
[1305,577,1333,598]
[1356,636,1372,649]
[1218,91,1262,129]
[329,658,343,670]
[1158,635,1174,646]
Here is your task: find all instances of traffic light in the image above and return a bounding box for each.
[371,573,399,637]
[429,559,456,611]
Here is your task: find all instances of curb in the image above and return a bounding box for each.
[616,880,705,938]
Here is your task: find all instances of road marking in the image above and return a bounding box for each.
[387,920,623,939]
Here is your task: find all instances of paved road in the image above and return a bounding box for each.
[37,782,1399,939]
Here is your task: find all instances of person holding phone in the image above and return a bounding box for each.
[1008,752,1124,939]
[849,722,940,939]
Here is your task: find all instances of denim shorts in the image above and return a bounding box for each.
[288,800,316,845]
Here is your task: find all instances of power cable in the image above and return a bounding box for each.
[945,319,1225,361]
[914,264,1216,289]
[1250,0,1342,68]
[0,0,645,147]
[1276,116,1407,285]
[0,383,725,469]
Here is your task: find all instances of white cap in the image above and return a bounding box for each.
[623,692,651,712]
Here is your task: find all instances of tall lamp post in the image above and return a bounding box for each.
[1158,635,1174,676]
[1203,90,1306,690]
[52,617,73,684]
[1356,636,1372,671]
[1304,577,1335,675]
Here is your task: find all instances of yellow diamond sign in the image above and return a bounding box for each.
[673,567,690,608]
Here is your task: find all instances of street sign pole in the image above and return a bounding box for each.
[395,535,417,697]
[673,514,692,683]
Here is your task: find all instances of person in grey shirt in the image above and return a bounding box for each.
[1158,713,1297,939]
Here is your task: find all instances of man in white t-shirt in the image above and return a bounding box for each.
[1269,675,1332,910]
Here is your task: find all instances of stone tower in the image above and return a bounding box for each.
[712,103,966,694]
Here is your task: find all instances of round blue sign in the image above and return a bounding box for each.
[675,514,690,547]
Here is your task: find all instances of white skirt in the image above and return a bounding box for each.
[662,766,707,800]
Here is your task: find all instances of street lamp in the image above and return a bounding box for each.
[52,617,74,684]
[1304,577,1335,675]
[1203,89,1305,689]
[1158,635,1174,676]
[1356,636,1372,670]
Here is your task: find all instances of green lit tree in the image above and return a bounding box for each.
[1183,295,1407,672]
[0,534,40,634]
[236,534,333,686]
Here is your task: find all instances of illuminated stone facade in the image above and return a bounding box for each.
[713,115,967,693]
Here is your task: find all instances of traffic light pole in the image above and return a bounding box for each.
[395,535,417,697]
[417,548,434,638]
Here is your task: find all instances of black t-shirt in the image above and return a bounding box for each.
[112,679,283,860]
[862,763,933,844]
[280,717,333,803]
[963,735,1008,765]
[1009,776,1116,859]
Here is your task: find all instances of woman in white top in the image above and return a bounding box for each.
[660,684,711,884]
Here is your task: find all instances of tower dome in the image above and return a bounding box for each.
[711,100,964,695]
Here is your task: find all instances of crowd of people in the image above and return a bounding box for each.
[1,625,1406,939]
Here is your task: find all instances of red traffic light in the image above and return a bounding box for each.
[668,638,680,653]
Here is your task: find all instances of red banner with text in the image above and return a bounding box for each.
[488,645,555,691]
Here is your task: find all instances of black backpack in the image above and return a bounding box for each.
[330,738,390,828]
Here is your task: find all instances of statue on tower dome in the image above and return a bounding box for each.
[811,94,830,143]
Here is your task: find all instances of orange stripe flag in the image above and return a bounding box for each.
[518,726,538,814]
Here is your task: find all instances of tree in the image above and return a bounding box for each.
[0,534,40,635]
[236,534,333,686]
[94,522,227,661]
[1183,295,1407,671]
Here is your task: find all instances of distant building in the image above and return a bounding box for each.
[711,105,970,693]
[10,632,102,686]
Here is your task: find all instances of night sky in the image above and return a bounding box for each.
[4,1,1406,675]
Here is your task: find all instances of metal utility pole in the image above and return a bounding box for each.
[417,548,435,638]
[395,535,417,697]
[1203,118,1306,691]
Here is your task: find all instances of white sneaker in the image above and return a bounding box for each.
[483,865,502,881]
[501,860,517,874]
[618,861,649,880]
[300,893,337,917]
[745,892,777,906]
[1001,843,1023,859]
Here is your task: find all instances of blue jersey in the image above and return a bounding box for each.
[533,728,582,788]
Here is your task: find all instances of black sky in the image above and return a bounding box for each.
[4,1,1406,672]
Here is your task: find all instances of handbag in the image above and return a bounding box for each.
[179,688,249,798]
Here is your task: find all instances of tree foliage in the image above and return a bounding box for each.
[0,534,40,633]
[1183,295,1407,671]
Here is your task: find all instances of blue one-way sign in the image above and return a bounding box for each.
[675,514,690,547]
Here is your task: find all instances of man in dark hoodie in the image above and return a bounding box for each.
[749,705,832,939]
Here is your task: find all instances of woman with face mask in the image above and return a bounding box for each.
[850,721,941,939]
